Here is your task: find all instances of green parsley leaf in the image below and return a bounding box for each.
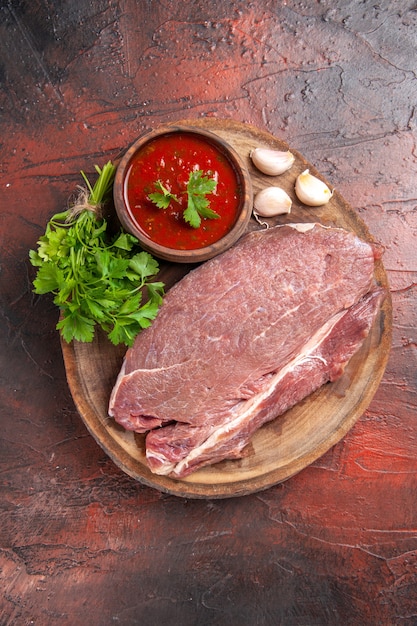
[146,282,165,305]
[57,309,96,344]
[128,251,161,280]
[149,180,179,209]
[29,162,165,346]
[32,262,64,294]
[183,170,220,229]
[112,232,137,251]
[148,170,220,229]
[118,292,143,316]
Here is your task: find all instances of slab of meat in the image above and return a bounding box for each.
[109,223,385,477]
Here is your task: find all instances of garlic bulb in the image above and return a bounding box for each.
[295,170,333,206]
[253,187,292,217]
[250,148,295,176]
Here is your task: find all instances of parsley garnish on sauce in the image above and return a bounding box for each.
[149,169,220,229]
[29,162,164,347]
[148,181,179,209]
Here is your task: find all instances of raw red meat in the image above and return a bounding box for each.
[109,223,384,477]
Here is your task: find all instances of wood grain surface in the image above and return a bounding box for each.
[62,119,392,498]
[1,1,416,624]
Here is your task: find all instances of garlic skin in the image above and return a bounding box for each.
[295,169,333,206]
[250,148,295,176]
[253,187,292,217]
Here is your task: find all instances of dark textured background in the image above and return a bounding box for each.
[1,1,416,624]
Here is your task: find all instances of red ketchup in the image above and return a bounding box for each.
[123,132,242,250]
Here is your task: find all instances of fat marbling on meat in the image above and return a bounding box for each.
[109,223,385,477]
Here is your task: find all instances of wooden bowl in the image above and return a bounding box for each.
[113,124,253,263]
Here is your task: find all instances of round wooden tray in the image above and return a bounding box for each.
[61,119,392,499]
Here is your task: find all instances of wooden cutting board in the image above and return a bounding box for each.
[61,118,392,499]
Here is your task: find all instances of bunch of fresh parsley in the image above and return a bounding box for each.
[29,162,164,347]
[149,169,220,228]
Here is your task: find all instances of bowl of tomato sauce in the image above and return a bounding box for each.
[113,124,253,263]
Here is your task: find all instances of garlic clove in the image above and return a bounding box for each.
[295,169,333,206]
[250,148,295,176]
[253,186,292,217]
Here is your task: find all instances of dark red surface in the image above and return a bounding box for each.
[1,1,416,624]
